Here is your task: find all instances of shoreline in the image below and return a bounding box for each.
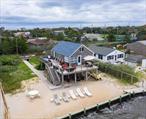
[5,73,146,119]
[59,89,146,119]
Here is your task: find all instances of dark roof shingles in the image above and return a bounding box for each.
[89,45,115,56]
[52,41,81,57]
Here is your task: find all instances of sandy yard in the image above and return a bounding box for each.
[4,74,127,119]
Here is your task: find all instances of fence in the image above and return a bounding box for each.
[0,83,10,119]
[96,62,139,84]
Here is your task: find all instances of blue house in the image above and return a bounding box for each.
[51,41,93,65]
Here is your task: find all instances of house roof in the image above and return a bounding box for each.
[115,35,125,41]
[125,54,146,63]
[89,45,115,56]
[52,41,81,57]
[138,40,146,45]
[83,33,105,41]
[27,39,50,45]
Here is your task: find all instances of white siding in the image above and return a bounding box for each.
[94,50,125,64]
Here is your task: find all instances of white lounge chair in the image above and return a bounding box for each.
[69,90,77,100]
[83,87,92,97]
[76,88,85,98]
[54,94,61,105]
[62,92,69,102]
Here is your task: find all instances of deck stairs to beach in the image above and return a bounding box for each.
[45,63,61,86]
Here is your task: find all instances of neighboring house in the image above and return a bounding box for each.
[81,33,105,41]
[130,33,137,41]
[14,32,30,38]
[125,54,146,67]
[51,41,93,65]
[126,40,146,56]
[115,35,125,42]
[89,45,125,64]
[53,30,65,36]
[36,37,48,40]
[27,39,52,50]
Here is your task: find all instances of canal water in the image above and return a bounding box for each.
[77,96,146,119]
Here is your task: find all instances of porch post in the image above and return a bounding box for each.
[75,73,77,83]
[62,73,64,85]
[85,71,88,81]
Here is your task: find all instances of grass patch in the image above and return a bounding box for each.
[95,61,139,84]
[29,55,45,70]
[0,55,35,93]
[29,55,40,66]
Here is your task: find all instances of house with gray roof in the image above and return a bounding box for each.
[89,45,125,64]
[125,54,146,67]
[126,40,146,56]
[51,41,93,65]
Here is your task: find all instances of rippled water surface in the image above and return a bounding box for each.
[77,96,146,119]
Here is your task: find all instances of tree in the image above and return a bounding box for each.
[107,34,116,42]
[124,35,131,43]
[56,33,64,41]
[16,36,28,54]
[1,37,13,54]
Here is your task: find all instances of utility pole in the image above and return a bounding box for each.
[15,37,18,55]
[116,25,118,35]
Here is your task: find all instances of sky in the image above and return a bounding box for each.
[0,0,146,29]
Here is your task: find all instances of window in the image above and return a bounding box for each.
[98,54,103,59]
[118,54,123,58]
[80,47,84,52]
[107,55,114,60]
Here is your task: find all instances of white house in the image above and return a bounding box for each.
[81,33,105,41]
[89,45,125,64]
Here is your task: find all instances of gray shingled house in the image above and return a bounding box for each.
[126,40,146,56]
[51,41,94,65]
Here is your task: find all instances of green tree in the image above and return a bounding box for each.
[124,35,131,43]
[16,36,28,54]
[56,33,64,41]
[107,34,116,42]
[1,38,13,54]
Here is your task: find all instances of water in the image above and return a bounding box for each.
[77,96,146,119]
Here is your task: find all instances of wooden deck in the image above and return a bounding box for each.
[57,65,98,75]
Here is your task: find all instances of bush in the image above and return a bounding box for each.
[0,55,21,66]
[95,61,139,84]
[35,62,45,70]
[0,55,35,93]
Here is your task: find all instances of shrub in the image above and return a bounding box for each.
[95,61,139,84]
[0,55,21,66]
[35,62,45,70]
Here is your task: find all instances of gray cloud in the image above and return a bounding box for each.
[0,0,146,28]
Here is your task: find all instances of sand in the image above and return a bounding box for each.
[4,74,127,119]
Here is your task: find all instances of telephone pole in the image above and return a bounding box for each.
[15,37,18,55]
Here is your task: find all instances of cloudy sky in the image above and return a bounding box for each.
[0,0,146,29]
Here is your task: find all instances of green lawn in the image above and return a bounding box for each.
[29,56,40,66]
[0,55,35,93]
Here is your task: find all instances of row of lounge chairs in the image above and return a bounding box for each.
[51,87,92,105]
